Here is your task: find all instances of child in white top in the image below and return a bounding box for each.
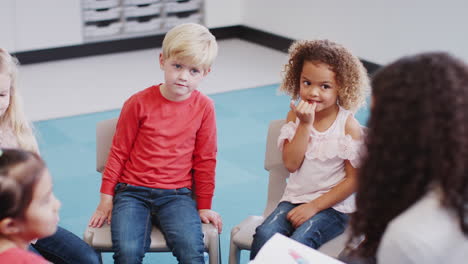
[250,39,370,259]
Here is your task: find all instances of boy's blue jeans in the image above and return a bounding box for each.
[111,183,205,264]
[250,201,348,259]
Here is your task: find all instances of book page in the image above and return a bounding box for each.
[250,233,345,264]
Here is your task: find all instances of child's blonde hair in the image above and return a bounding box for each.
[162,23,218,70]
[280,40,370,112]
[0,49,38,153]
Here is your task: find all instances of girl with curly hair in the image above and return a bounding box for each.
[343,52,468,264]
[250,39,370,259]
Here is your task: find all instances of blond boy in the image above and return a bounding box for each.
[89,23,222,264]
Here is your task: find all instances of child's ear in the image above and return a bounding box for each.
[159,53,165,70]
[0,218,22,235]
[203,67,211,77]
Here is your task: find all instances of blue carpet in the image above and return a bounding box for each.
[34,83,369,264]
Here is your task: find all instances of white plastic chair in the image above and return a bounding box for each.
[228,119,350,264]
[83,118,221,264]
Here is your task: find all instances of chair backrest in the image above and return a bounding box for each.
[263,119,289,218]
[96,118,118,173]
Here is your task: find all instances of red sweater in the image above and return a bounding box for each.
[100,85,217,209]
[0,247,49,263]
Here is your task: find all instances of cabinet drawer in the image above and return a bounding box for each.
[124,16,162,33]
[84,21,122,37]
[165,0,201,13]
[124,3,162,17]
[165,12,201,28]
[84,7,121,22]
[123,0,161,5]
[82,0,119,9]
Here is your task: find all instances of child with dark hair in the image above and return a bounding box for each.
[250,39,370,259]
[344,52,468,264]
[0,148,60,263]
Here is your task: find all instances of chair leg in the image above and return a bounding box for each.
[218,236,222,264]
[228,240,241,264]
[98,252,103,264]
[208,233,220,264]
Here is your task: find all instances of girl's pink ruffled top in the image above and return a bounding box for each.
[278,107,365,213]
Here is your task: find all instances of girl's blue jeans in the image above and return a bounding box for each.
[250,201,348,260]
[111,183,205,264]
[30,226,102,264]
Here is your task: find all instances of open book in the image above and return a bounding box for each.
[250,233,345,264]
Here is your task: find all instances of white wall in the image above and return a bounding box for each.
[204,0,243,28]
[242,0,468,64]
[15,0,83,52]
[1,0,241,52]
[0,0,15,52]
[6,0,467,65]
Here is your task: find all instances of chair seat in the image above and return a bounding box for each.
[317,227,350,258]
[84,223,218,252]
[230,216,264,250]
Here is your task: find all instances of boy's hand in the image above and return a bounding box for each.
[88,193,113,228]
[199,209,223,233]
[290,99,316,125]
[286,202,320,228]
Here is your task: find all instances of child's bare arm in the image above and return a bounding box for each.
[282,100,316,172]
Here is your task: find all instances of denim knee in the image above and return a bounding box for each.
[32,226,101,264]
[113,240,146,264]
[251,202,295,259]
[254,223,280,243]
[170,236,205,264]
[75,252,102,264]
[290,208,348,249]
[251,224,280,260]
[154,188,205,264]
[291,226,323,248]
[111,184,152,264]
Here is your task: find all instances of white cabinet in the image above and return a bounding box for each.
[82,0,204,42]
[1,0,206,53]
[0,0,15,52]
[14,0,83,52]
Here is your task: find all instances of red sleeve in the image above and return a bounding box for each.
[0,248,49,263]
[192,100,217,209]
[100,95,141,195]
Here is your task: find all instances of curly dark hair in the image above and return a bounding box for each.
[348,52,468,257]
[280,40,370,111]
